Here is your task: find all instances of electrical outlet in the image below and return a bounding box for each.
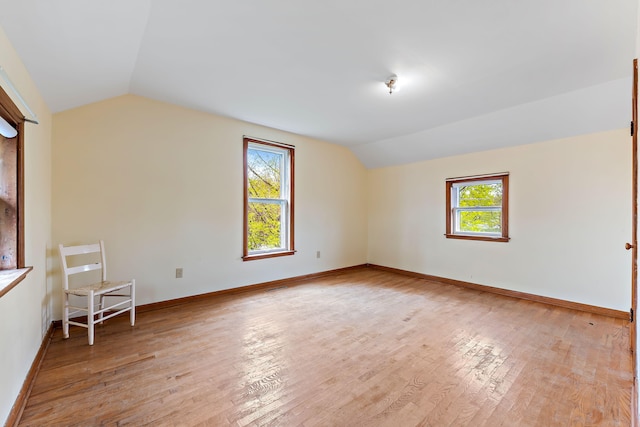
[176,268,183,278]
[316,251,321,259]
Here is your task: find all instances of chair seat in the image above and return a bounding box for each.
[65,280,133,296]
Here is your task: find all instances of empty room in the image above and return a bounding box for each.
[1,1,640,425]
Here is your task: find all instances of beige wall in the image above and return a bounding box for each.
[368,129,632,311]
[0,27,52,426]
[52,95,368,317]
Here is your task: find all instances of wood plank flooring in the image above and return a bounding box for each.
[18,267,632,426]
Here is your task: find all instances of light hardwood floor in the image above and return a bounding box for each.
[18,268,632,426]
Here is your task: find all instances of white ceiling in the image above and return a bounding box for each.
[0,0,637,168]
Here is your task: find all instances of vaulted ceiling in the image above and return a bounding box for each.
[0,0,636,168]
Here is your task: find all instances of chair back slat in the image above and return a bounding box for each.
[66,263,102,276]
[60,243,101,257]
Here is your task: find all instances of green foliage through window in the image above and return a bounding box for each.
[457,183,502,233]
[248,201,282,251]
[459,211,502,233]
[458,183,502,207]
[248,149,281,199]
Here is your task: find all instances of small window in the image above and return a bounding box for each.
[243,137,295,260]
[446,173,509,242]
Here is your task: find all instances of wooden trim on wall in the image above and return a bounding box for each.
[502,173,509,239]
[51,262,628,321]
[137,264,367,313]
[367,264,629,320]
[633,377,638,427]
[6,322,54,427]
[0,82,27,297]
[0,86,24,126]
[17,121,24,269]
[445,179,452,239]
[50,264,369,329]
[443,234,509,243]
[242,137,249,259]
[631,57,639,427]
[241,250,296,262]
[631,59,638,349]
[289,146,295,256]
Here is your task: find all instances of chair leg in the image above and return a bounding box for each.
[99,294,105,324]
[63,291,69,339]
[130,279,136,326]
[88,290,95,346]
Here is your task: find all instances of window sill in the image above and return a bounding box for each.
[0,266,33,298]
[445,234,510,243]
[242,250,296,261]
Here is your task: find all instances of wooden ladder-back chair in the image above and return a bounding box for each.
[58,240,135,345]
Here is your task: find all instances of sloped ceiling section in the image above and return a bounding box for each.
[0,0,636,168]
[354,78,632,168]
[0,1,152,112]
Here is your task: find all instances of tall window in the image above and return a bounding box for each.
[446,173,509,242]
[0,86,24,269]
[243,137,295,260]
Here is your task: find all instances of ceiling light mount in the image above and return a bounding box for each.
[385,74,398,94]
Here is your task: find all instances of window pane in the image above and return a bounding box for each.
[458,183,502,207]
[459,211,502,233]
[247,148,282,199]
[0,135,17,269]
[248,201,283,251]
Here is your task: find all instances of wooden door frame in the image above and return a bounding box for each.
[633,58,638,350]
[632,57,638,427]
